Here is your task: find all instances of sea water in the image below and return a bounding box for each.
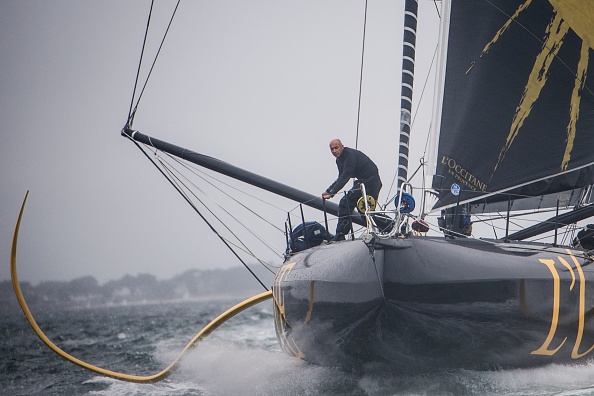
[3,299,594,396]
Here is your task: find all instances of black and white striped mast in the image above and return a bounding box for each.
[397,0,418,191]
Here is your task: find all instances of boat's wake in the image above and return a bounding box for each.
[87,339,594,396]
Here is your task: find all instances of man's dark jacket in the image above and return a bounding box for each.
[326,147,381,196]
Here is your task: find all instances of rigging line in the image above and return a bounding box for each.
[127,136,270,290]
[163,152,285,232]
[472,207,560,223]
[482,0,594,99]
[155,153,279,272]
[127,0,155,125]
[384,42,438,205]
[355,0,368,150]
[419,156,427,218]
[415,44,438,157]
[370,249,385,299]
[169,176,284,263]
[286,192,338,214]
[563,223,579,246]
[530,230,570,244]
[432,0,441,19]
[477,213,500,239]
[154,151,284,259]
[210,237,282,269]
[476,211,578,238]
[181,159,289,219]
[129,0,182,127]
[10,196,273,382]
[384,157,424,208]
[285,208,335,228]
[155,155,281,269]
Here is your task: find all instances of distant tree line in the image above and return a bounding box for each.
[0,267,274,312]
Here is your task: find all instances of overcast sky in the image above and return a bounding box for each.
[1,1,441,285]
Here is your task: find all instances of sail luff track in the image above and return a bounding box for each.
[397,0,418,191]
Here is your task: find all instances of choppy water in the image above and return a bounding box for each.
[3,299,594,395]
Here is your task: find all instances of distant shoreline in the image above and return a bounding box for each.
[1,266,274,312]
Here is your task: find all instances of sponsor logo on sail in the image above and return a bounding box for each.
[441,156,487,193]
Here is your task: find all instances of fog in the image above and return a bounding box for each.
[1,1,441,284]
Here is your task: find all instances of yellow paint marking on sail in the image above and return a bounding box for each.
[479,0,533,58]
[494,12,568,174]
[548,0,594,49]
[562,42,588,171]
[548,1,594,172]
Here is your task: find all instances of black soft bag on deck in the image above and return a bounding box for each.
[290,221,328,252]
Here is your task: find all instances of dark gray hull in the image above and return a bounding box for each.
[273,236,594,373]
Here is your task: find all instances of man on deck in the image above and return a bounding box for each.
[322,139,382,240]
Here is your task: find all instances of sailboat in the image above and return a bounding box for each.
[11,0,594,377]
[118,0,594,373]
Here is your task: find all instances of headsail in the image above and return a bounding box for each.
[429,0,594,213]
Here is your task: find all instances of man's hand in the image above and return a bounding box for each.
[322,191,333,200]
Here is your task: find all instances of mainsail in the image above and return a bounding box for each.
[429,0,594,213]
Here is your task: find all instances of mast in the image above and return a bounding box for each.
[122,128,368,227]
[397,0,418,191]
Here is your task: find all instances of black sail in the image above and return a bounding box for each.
[431,0,594,212]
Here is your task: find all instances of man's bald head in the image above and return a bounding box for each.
[329,139,344,158]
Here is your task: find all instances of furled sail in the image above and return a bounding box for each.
[429,0,594,213]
